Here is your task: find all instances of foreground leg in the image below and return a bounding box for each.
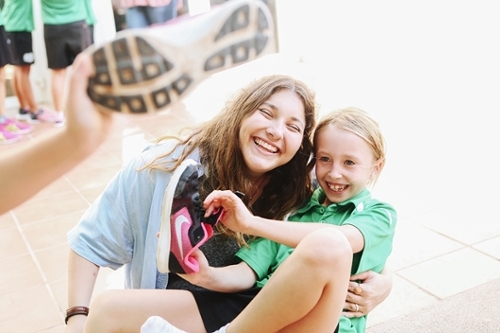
[84,289,206,333]
[229,228,352,333]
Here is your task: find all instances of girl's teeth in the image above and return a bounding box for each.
[329,184,346,192]
[255,138,278,153]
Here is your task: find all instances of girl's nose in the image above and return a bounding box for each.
[266,121,284,140]
[328,163,343,179]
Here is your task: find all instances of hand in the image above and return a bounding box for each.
[203,190,253,233]
[177,250,211,287]
[65,53,113,154]
[342,270,393,318]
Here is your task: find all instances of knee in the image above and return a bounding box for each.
[296,228,352,271]
[86,290,123,331]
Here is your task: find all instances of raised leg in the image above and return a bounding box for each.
[228,228,352,333]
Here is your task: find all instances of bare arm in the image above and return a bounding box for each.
[0,54,113,214]
[178,250,257,292]
[64,250,100,332]
[204,190,365,253]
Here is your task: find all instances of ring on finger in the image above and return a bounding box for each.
[354,304,359,312]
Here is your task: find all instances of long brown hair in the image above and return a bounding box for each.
[147,75,317,243]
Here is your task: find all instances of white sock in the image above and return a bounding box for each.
[140,316,187,333]
[212,324,229,333]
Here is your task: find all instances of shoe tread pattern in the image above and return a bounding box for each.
[204,5,272,71]
[88,36,190,114]
[88,0,275,114]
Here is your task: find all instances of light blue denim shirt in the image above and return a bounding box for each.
[68,141,201,289]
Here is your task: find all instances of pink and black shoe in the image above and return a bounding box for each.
[157,159,223,274]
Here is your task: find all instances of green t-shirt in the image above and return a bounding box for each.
[84,0,96,26]
[0,9,3,27]
[40,0,86,25]
[236,188,397,333]
[1,0,34,32]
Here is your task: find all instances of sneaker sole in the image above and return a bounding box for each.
[156,159,199,273]
[86,0,276,114]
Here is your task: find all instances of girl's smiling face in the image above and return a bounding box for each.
[239,89,305,180]
[315,124,381,205]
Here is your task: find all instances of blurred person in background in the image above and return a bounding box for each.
[40,0,92,126]
[113,0,183,29]
[1,0,56,124]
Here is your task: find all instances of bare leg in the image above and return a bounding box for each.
[51,68,67,111]
[13,65,37,111]
[0,67,6,115]
[228,228,352,333]
[84,289,207,333]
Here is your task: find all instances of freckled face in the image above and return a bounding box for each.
[315,124,377,204]
[239,90,306,179]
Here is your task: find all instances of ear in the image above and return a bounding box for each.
[370,159,384,180]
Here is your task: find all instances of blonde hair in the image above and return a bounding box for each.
[313,107,386,186]
[146,75,317,244]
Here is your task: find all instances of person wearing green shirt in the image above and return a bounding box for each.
[41,0,92,125]
[82,106,397,333]
[84,0,96,44]
[193,107,395,333]
[1,0,54,123]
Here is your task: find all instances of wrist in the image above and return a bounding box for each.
[65,306,89,324]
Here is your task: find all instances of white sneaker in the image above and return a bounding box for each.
[54,112,65,127]
[85,0,276,114]
[141,316,186,333]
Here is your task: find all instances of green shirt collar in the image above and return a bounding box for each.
[296,188,372,214]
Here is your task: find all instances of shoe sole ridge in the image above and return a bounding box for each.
[86,0,276,114]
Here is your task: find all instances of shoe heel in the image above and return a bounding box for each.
[204,2,274,71]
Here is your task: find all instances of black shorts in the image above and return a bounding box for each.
[0,26,13,67]
[43,20,91,69]
[191,286,339,333]
[191,287,260,332]
[5,31,33,65]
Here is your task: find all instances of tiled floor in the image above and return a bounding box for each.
[1,54,500,332]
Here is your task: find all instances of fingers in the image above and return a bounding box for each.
[203,190,241,211]
[347,280,363,295]
[69,53,93,92]
[342,300,363,318]
[350,270,374,282]
[343,293,365,318]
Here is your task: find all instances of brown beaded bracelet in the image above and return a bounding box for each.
[65,306,89,324]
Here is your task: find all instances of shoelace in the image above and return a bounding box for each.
[193,191,245,226]
[193,193,221,226]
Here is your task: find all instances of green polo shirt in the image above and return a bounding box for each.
[41,0,86,25]
[0,9,3,27]
[1,0,34,32]
[236,188,397,333]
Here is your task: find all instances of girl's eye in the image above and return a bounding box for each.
[318,156,331,163]
[345,160,355,166]
[287,124,301,133]
[259,108,272,117]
